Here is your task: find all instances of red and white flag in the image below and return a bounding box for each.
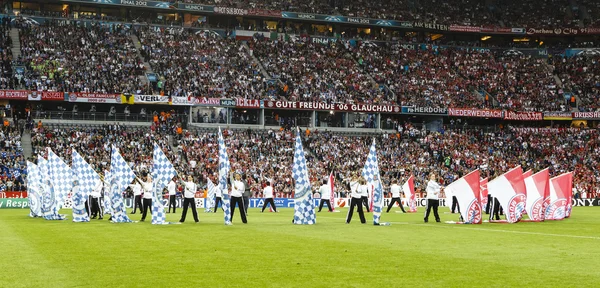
[521,170,532,214]
[402,175,417,212]
[445,170,482,224]
[546,172,573,220]
[524,168,550,221]
[327,171,335,211]
[480,178,488,212]
[488,166,526,223]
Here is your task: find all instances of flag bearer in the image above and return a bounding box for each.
[179,175,199,223]
[387,179,406,213]
[346,176,366,224]
[424,173,441,223]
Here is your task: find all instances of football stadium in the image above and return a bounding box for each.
[1,0,600,286]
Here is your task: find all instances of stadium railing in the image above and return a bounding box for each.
[33,111,154,122]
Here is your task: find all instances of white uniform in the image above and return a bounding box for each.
[350,181,361,198]
[167,181,177,196]
[319,184,330,199]
[183,181,196,198]
[141,181,153,199]
[263,185,274,198]
[231,180,245,197]
[426,180,441,199]
[390,184,401,198]
[131,183,142,196]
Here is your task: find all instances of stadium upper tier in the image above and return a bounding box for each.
[6,20,596,111]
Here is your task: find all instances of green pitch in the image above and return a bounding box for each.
[1,207,599,288]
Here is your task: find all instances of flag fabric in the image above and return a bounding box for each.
[292,128,316,225]
[487,166,526,223]
[361,139,384,225]
[327,171,336,211]
[218,127,232,225]
[480,178,488,213]
[524,168,550,221]
[38,154,56,219]
[546,172,573,220]
[564,172,574,219]
[206,178,217,212]
[102,170,114,216]
[402,175,417,212]
[26,161,42,217]
[109,145,136,223]
[46,149,73,220]
[71,150,101,222]
[152,143,177,225]
[445,170,481,224]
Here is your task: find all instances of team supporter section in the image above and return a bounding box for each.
[0,16,14,90]
[137,27,267,99]
[251,38,385,104]
[180,0,337,14]
[352,43,482,108]
[18,21,146,94]
[552,54,600,112]
[0,126,25,192]
[494,0,574,28]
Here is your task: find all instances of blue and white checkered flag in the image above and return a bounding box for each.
[103,170,114,216]
[152,143,177,225]
[38,154,57,219]
[218,127,232,225]
[71,150,101,222]
[46,149,73,220]
[206,178,217,212]
[362,139,385,225]
[292,128,316,225]
[26,161,42,217]
[109,145,135,223]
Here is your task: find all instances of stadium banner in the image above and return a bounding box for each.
[0,198,29,209]
[133,94,170,104]
[191,97,221,106]
[177,3,214,12]
[236,98,261,108]
[543,111,573,120]
[262,100,401,113]
[220,99,236,107]
[0,90,29,100]
[64,0,175,9]
[449,25,481,32]
[1,192,28,198]
[170,96,193,106]
[401,106,448,115]
[67,92,120,103]
[27,91,41,101]
[572,111,600,120]
[42,91,64,101]
[248,9,282,18]
[503,111,543,121]
[572,198,600,206]
[526,27,600,36]
[448,108,503,118]
[412,22,450,31]
[281,12,413,29]
[214,6,248,16]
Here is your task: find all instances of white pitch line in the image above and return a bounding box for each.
[412,223,600,240]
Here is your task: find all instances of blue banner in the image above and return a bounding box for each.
[281,12,413,28]
[65,0,174,9]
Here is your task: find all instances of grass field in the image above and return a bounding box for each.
[1,206,599,288]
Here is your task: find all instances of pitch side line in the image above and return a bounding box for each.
[413,224,600,240]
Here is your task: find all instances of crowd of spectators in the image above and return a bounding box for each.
[26,123,600,199]
[552,54,600,111]
[0,16,15,90]
[18,21,146,94]
[136,27,267,99]
[0,125,25,192]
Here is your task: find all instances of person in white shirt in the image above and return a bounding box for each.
[386,179,406,213]
[230,172,247,224]
[167,179,177,213]
[424,173,442,223]
[261,178,278,213]
[346,176,366,224]
[317,180,333,212]
[135,172,153,222]
[179,176,199,223]
[130,182,143,214]
[212,176,224,213]
[90,181,104,220]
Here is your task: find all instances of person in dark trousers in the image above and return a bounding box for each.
[229,172,247,224]
[424,173,441,223]
[90,181,103,220]
[167,179,177,213]
[451,195,459,214]
[136,172,153,222]
[346,176,366,224]
[489,194,501,221]
[179,176,199,223]
[361,180,371,213]
[318,180,333,212]
[485,193,492,214]
[213,176,224,212]
[261,179,277,213]
[130,182,143,214]
[242,175,251,215]
[386,179,406,213]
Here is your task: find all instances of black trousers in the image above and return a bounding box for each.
[451,196,459,213]
[485,194,492,214]
[346,197,366,224]
[490,197,501,220]
[179,198,198,223]
[230,196,247,223]
[243,196,249,215]
[424,199,440,222]
[361,196,370,212]
[141,198,152,221]
[318,199,333,212]
[91,197,103,218]
[387,197,406,213]
[168,195,176,213]
[262,198,277,212]
[132,195,143,214]
[214,197,223,212]
[85,198,90,217]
